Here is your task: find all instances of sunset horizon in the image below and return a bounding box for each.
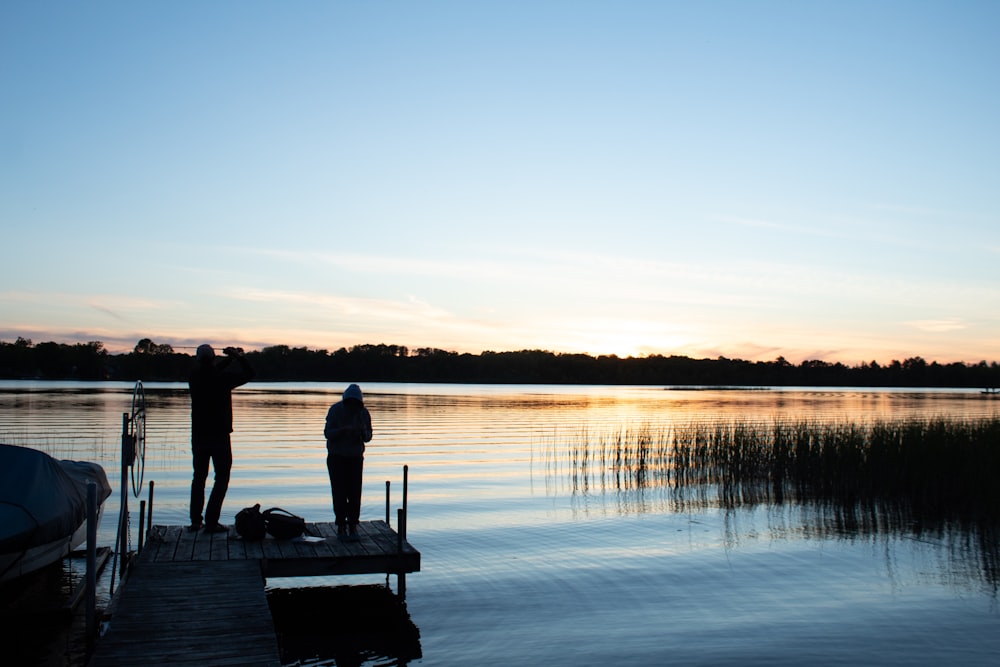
[2,330,997,369]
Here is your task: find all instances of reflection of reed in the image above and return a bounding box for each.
[561,424,675,495]
[546,417,1000,590]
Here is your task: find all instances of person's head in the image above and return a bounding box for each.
[343,383,363,405]
[196,344,215,366]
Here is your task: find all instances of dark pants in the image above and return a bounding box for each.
[327,453,364,528]
[190,433,232,526]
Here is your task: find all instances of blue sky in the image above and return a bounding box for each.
[2,1,998,364]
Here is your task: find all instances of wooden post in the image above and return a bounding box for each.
[397,502,407,601]
[385,480,391,526]
[397,507,406,600]
[86,482,97,649]
[147,480,154,534]
[119,412,129,579]
[137,500,146,555]
[402,465,408,528]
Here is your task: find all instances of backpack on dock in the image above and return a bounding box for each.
[263,507,307,539]
[235,503,267,541]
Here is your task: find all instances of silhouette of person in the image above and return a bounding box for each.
[324,383,373,540]
[188,344,254,532]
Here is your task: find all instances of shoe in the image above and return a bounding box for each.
[337,524,347,539]
[186,522,203,532]
[347,525,360,542]
[204,523,229,534]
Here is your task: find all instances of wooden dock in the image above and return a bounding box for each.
[88,520,419,667]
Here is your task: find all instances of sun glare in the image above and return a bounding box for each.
[563,320,690,359]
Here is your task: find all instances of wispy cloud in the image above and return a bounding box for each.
[1,290,182,315]
[905,319,967,333]
[716,215,848,239]
[232,246,510,280]
[872,203,976,218]
[224,287,455,323]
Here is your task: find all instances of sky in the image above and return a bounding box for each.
[2,1,999,365]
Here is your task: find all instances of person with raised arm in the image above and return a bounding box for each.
[188,344,254,533]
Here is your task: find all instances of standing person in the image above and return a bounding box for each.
[324,383,373,540]
[188,344,254,533]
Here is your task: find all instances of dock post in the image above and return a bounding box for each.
[397,507,407,601]
[146,480,154,548]
[147,480,154,538]
[119,412,130,580]
[402,464,408,526]
[138,500,146,555]
[86,481,97,649]
[390,466,410,600]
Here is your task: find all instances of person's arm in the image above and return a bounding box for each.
[359,409,373,443]
[324,405,344,441]
[223,348,254,387]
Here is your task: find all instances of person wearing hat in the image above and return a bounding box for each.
[324,383,373,540]
[188,344,255,533]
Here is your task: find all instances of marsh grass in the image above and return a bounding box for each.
[553,417,1000,525]
[548,417,1000,590]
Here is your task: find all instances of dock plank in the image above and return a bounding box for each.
[210,528,231,560]
[89,560,280,667]
[242,537,265,560]
[363,520,399,555]
[138,520,419,572]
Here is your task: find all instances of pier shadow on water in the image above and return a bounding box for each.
[267,583,422,667]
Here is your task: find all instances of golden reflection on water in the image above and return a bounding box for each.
[1,382,996,464]
[2,382,997,491]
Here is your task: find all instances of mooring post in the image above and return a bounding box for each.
[147,480,154,536]
[385,480,391,526]
[402,464,408,526]
[119,412,130,579]
[86,481,97,648]
[397,505,407,601]
[138,500,146,555]
[397,508,404,552]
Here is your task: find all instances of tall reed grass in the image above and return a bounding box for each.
[546,416,1000,591]
[553,417,1000,524]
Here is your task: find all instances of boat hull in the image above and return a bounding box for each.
[0,445,112,585]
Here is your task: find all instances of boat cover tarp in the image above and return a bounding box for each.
[0,443,112,554]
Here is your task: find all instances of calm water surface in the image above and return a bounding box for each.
[2,382,998,666]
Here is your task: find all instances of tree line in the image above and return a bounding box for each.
[1,337,998,388]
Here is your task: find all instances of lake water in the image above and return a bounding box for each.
[2,382,999,666]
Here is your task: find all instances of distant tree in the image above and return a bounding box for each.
[2,337,999,386]
[134,338,174,354]
[0,337,36,377]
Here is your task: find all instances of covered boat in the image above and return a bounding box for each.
[0,443,112,585]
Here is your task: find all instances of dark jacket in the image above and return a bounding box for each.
[189,356,254,438]
[324,399,373,457]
